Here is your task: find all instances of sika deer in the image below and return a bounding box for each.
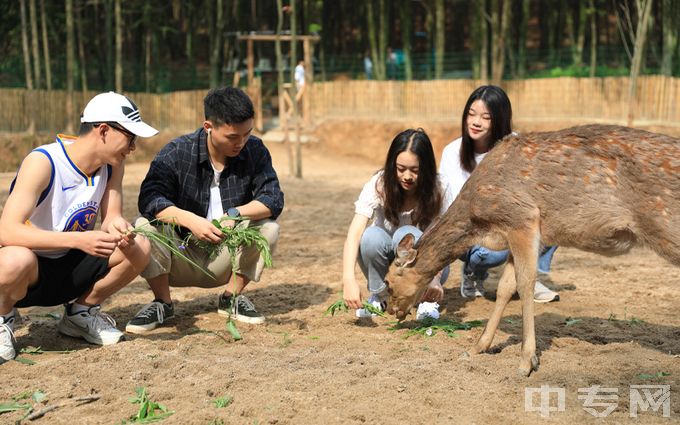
[384,124,680,376]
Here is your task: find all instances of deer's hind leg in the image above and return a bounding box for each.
[473,258,517,354]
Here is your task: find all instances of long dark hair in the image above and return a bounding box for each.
[459,85,512,173]
[381,128,442,229]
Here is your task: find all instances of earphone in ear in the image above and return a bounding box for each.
[207,128,212,134]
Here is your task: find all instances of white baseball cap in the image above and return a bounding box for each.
[80,91,158,137]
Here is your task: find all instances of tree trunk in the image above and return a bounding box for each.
[185,2,196,88]
[400,0,412,80]
[105,0,113,89]
[626,0,654,126]
[39,0,51,89]
[434,0,444,79]
[210,0,225,88]
[66,0,75,133]
[143,0,151,92]
[547,2,560,67]
[290,0,302,179]
[589,0,597,77]
[491,0,510,84]
[479,0,489,83]
[576,0,587,67]
[423,0,434,79]
[20,0,34,90]
[378,0,388,79]
[661,0,678,75]
[275,0,294,177]
[29,0,42,89]
[114,0,123,92]
[366,1,384,80]
[76,0,88,92]
[517,0,530,78]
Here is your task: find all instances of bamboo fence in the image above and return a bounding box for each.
[0,76,679,133]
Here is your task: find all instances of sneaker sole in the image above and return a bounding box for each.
[217,309,265,324]
[534,294,560,303]
[125,317,174,334]
[58,320,123,346]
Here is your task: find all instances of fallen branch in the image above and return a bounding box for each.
[25,395,100,421]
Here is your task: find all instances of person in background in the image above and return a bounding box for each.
[294,60,306,103]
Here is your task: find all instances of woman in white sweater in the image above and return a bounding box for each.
[342,129,452,320]
[439,85,559,303]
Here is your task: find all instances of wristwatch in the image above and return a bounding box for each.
[227,207,241,218]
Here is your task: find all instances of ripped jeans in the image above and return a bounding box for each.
[358,225,450,295]
[461,245,558,281]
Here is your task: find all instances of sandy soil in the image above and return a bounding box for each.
[1,121,680,424]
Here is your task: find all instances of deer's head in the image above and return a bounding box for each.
[385,233,430,320]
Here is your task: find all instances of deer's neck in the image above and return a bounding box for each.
[412,199,477,283]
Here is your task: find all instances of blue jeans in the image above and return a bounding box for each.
[462,245,558,280]
[358,225,450,294]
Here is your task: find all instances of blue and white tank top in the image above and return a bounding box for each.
[10,134,111,258]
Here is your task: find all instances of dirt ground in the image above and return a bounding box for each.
[2,121,680,424]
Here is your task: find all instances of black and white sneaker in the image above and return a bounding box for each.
[125,300,175,334]
[218,294,265,324]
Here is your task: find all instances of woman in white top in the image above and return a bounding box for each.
[439,85,559,303]
[343,129,451,320]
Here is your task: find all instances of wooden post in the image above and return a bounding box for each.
[303,38,313,128]
[247,39,254,86]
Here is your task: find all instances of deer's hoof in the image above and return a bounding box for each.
[517,355,540,377]
[459,351,472,361]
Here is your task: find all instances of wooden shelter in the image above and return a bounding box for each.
[236,34,320,131]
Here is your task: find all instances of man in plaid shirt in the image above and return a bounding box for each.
[127,87,284,333]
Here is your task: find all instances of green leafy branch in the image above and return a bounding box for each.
[388,317,484,338]
[124,387,173,424]
[325,299,385,317]
[200,218,273,341]
[130,219,213,279]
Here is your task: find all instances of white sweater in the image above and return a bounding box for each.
[438,137,489,208]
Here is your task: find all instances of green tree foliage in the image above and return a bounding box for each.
[0,0,676,92]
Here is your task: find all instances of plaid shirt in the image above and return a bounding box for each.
[139,128,284,234]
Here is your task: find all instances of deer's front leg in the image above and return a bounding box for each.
[473,259,517,354]
[508,228,540,377]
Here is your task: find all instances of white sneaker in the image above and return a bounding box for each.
[58,304,124,345]
[416,302,440,321]
[534,280,560,303]
[0,311,16,364]
[356,293,387,318]
[460,269,484,298]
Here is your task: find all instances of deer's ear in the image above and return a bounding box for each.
[395,233,417,267]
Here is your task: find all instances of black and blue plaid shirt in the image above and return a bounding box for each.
[138,128,284,234]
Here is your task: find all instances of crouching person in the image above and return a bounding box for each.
[126,87,283,334]
[0,92,156,363]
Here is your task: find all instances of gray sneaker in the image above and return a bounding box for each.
[534,280,560,303]
[126,300,175,334]
[460,270,484,298]
[0,312,16,364]
[58,304,124,345]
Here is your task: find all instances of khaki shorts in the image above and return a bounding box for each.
[135,217,280,288]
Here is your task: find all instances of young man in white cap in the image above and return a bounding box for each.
[0,91,157,364]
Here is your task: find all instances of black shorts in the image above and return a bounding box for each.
[15,250,110,308]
